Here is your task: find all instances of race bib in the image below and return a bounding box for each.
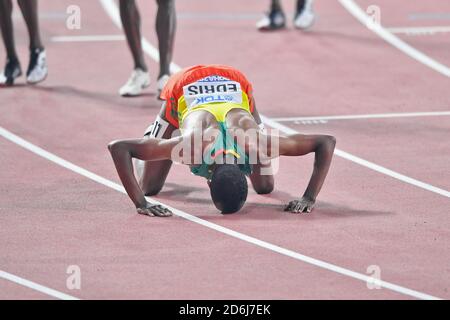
[183,75,243,109]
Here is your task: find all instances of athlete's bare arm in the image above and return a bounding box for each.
[108,102,179,217]
[108,135,181,216]
[276,133,336,213]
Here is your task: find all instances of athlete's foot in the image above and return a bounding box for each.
[119,68,150,97]
[293,4,315,30]
[157,74,170,98]
[26,48,48,84]
[256,10,286,31]
[0,58,22,86]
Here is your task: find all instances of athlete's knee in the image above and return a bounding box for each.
[253,179,274,195]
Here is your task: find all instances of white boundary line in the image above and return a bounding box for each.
[271,111,450,122]
[0,270,79,300]
[51,35,125,42]
[0,125,441,300]
[387,26,450,36]
[338,0,450,77]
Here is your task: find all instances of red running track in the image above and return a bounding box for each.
[0,0,449,299]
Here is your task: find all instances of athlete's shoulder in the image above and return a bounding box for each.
[162,64,252,97]
[161,65,206,97]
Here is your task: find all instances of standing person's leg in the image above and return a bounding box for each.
[271,0,283,12]
[119,0,147,71]
[118,0,150,97]
[256,0,286,31]
[155,0,176,94]
[17,0,47,84]
[0,0,22,85]
[0,0,17,59]
[294,0,315,30]
[17,0,43,50]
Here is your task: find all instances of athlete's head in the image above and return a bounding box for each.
[209,164,248,214]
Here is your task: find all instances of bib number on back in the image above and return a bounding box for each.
[183,75,243,109]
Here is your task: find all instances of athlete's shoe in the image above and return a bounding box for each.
[256,10,286,31]
[119,68,150,96]
[294,1,315,30]
[26,48,48,84]
[157,74,170,97]
[0,58,22,86]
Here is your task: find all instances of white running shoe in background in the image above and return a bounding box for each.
[256,10,286,31]
[0,58,22,86]
[26,49,48,84]
[157,74,170,97]
[294,0,315,30]
[119,68,150,96]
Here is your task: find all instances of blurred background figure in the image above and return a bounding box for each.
[257,0,315,31]
[0,0,47,86]
[119,0,176,97]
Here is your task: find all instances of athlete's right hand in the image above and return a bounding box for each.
[136,202,173,217]
[284,196,315,214]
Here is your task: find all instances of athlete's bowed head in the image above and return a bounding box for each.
[209,164,248,214]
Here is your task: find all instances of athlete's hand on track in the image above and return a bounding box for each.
[284,197,315,214]
[136,202,173,217]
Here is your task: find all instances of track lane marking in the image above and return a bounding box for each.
[338,0,450,77]
[51,35,125,42]
[387,26,450,36]
[0,126,441,300]
[0,270,79,300]
[271,111,450,122]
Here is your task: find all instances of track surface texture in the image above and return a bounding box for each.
[0,0,449,300]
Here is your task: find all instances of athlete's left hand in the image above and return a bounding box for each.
[284,197,315,213]
[137,202,173,217]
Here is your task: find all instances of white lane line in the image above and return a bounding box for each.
[177,12,262,21]
[0,270,79,300]
[51,34,125,42]
[271,111,450,122]
[262,116,450,199]
[387,26,450,36]
[0,126,441,300]
[338,0,450,77]
[409,13,450,21]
